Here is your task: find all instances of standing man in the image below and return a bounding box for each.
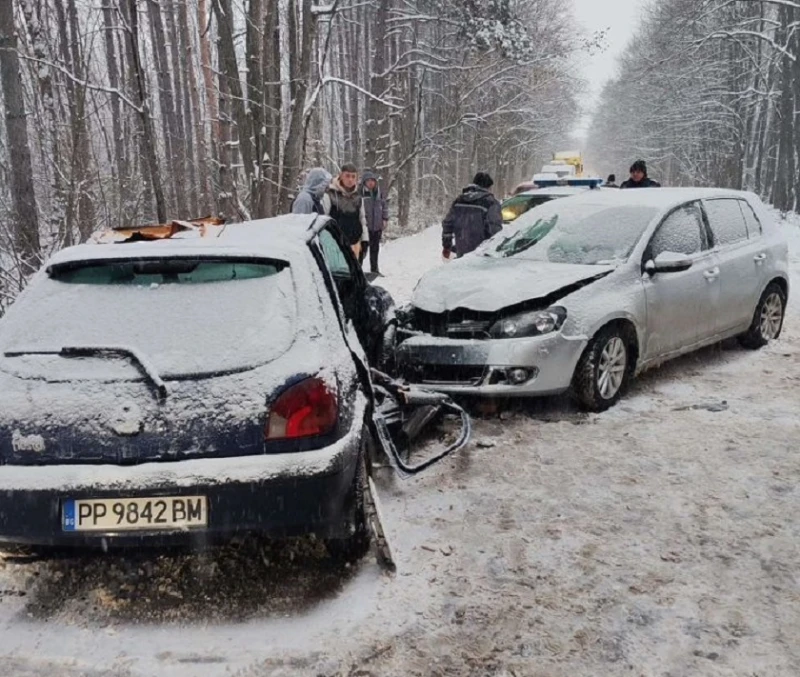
[442,172,503,258]
[322,163,368,259]
[620,160,661,188]
[360,170,388,276]
[291,168,332,214]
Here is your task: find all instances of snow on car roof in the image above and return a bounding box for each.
[559,186,755,210]
[48,214,324,267]
[516,186,597,197]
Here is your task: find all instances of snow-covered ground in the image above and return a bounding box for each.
[1,213,800,677]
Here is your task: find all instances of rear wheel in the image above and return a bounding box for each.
[571,324,635,412]
[324,434,371,564]
[738,283,786,349]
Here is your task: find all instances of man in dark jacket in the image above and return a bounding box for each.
[291,168,332,215]
[322,163,368,258]
[620,160,661,188]
[442,172,503,258]
[360,170,389,275]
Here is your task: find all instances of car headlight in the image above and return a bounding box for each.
[489,307,567,339]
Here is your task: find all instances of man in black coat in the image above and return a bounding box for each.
[620,160,661,188]
[442,172,503,258]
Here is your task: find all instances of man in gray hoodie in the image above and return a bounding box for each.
[360,170,389,275]
[291,168,332,215]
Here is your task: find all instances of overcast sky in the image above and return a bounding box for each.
[569,0,645,137]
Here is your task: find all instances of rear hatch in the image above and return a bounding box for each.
[0,256,300,465]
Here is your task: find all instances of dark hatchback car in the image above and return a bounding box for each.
[0,215,394,559]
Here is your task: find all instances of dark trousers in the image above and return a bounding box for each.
[362,230,382,272]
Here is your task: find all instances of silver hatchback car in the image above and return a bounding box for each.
[397,189,789,411]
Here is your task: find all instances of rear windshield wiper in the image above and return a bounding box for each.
[4,345,168,401]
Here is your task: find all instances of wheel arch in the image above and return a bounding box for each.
[766,275,789,302]
[586,314,641,372]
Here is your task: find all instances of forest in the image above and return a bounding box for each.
[586,0,800,213]
[0,0,798,311]
[0,0,587,308]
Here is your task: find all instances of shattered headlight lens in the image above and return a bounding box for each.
[489,307,566,339]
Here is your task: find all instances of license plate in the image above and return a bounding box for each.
[62,496,207,532]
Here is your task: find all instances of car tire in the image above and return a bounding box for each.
[738,283,786,350]
[571,324,635,412]
[324,433,371,564]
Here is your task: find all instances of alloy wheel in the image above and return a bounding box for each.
[597,337,627,400]
[760,292,783,340]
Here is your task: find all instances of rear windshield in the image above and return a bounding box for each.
[50,258,284,286]
[1,257,297,379]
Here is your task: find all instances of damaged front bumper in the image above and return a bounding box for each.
[395,331,587,397]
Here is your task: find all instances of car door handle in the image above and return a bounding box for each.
[754,253,767,264]
[703,267,720,281]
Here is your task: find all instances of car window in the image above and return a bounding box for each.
[49,258,283,285]
[318,228,352,278]
[649,203,707,258]
[704,198,749,246]
[738,200,763,238]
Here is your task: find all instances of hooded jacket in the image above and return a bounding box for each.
[360,171,389,233]
[292,168,332,214]
[442,184,503,256]
[322,176,368,245]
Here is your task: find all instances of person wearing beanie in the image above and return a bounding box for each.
[620,160,661,188]
[442,171,503,258]
[605,173,619,188]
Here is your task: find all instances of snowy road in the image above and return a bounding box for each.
[2,215,800,677]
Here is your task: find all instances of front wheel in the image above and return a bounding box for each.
[571,324,635,412]
[738,283,786,349]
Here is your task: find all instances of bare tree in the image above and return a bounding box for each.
[0,0,41,267]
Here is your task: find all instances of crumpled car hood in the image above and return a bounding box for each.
[412,256,615,313]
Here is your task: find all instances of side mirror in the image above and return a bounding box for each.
[645,251,694,275]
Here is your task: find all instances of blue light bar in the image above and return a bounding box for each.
[534,178,602,188]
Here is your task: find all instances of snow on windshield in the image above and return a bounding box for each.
[486,203,658,265]
[0,260,298,379]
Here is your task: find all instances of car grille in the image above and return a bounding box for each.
[413,309,495,339]
[399,363,487,386]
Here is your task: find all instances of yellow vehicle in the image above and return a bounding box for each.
[550,151,584,177]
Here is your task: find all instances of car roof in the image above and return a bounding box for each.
[556,187,758,212]
[47,214,325,268]
[516,186,597,197]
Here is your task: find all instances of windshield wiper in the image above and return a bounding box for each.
[4,345,168,401]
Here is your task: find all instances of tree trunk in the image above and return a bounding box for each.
[102,1,125,193]
[773,7,795,211]
[212,0,255,211]
[148,0,187,217]
[165,0,195,215]
[126,0,167,222]
[246,0,267,217]
[279,0,317,210]
[0,0,41,268]
[65,0,96,241]
[197,0,219,212]
[366,0,390,171]
[263,0,281,216]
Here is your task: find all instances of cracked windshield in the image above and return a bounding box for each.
[0,0,797,675]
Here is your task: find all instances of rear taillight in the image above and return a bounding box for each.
[265,377,338,440]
